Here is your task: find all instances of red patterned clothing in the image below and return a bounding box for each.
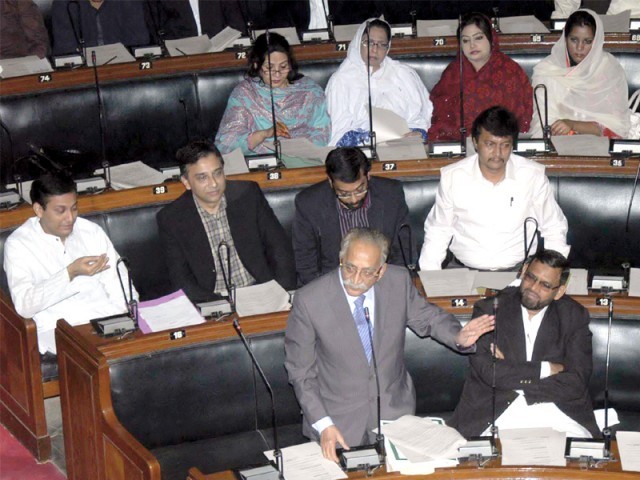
[428,44,533,142]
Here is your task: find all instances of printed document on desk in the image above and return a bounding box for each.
[138,290,204,333]
[263,442,347,480]
[235,280,291,317]
[94,161,166,189]
[500,427,566,467]
[372,107,410,143]
[617,431,640,472]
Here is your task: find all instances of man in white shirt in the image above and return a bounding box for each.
[3,172,135,358]
[419,106,569,271]
[450,249,599,439]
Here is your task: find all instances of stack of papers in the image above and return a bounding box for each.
[417,20,458,37]
[377,136,428,161]
[617,431,640,472]
[264,442,347,480]
[500,427,566,466]
[138,290,205,333]
[222,148,250,175]
[629,268,640,297]
[0,55,52,79]
[333,24,361,42]
[93,161,166,189]
[551,135,610,157]
[264,138,333,166]
[87,43,135,66]
[381,415,464,474]
[419,269,517,297]
[498,16,550,34]
[235,280,291,317]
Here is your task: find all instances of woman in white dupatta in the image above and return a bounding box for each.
[530,9,629,138]
[325,18,432,146]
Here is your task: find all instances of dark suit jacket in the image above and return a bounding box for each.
[292,176,412,286]
[156,181,296,303]
[284,265,467,447]
[450,287,599,438]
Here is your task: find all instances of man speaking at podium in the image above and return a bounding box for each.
[284,227,495,462]
[451,249,600,438]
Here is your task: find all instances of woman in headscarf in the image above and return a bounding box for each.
[529,9,630,138]
[215,32,330,155]
[325,18,433,146]
[428,12,533,142]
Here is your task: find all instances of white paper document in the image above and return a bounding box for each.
[419,269,476,297]
[372,107,410,143]
[222,148,249,175]
[268,138,334,164]
[565,268,589,296]
[209,27,242,52]
[551,135,610,157]
[138,290,205,333]
[263,442,347,480]
[498,15,550,34]
[617,431,640,472]
[473,271,518,292]
[235,280,291,317]
[600,10,631,33]
[254,27,301,45]
[166,35,212,56]
[377,137,428,161]
[94,161,166,189]
[333,24,361,42]
[0,55,52,79]
[381,415,466,462]
[628,268,640,297]
[500,427,566,467]
[87,43,135,66]
[416,20,458,37]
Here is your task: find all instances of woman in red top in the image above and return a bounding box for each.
[428,13,533,142]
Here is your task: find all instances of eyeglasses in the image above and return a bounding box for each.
[340,262,382,279]
[261,64,290,76]
[522,271,560,292]
[361,40,389,50]
[334,182,368,200]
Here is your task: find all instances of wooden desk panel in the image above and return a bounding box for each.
[187,441,638,479]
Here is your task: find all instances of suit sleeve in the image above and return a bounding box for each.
[254,186,297,291]
[292,192,321,286]
[284,293,328,425]
[156,209,219,303]
[386,182,413,268]
[523,306,593,404]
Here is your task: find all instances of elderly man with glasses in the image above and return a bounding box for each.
[292,147,413,286]
[450,249,600,439]
[285,227,495,462]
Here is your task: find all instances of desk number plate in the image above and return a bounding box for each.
[153,185,168,195]
[595,297,610,307]
[170,330,186,340]
[451,298,468,307]
[383,162,397,171]
[267,171,282,180]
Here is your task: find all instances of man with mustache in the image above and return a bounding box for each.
[293,147,412,286]
[450,249,599,438]
[285,227,495,462]
[419,106,569,271]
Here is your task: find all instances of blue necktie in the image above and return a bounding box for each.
[353,295,373,363]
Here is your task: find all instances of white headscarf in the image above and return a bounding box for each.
[325,18,432,145]
[530,9,630,138]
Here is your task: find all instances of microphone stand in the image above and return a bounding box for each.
[217,241,236,312]
[91,51,110,189]
[490,297,499,456]
[364,307,386,463]
[398,224,417,279]
[232,318,284,479]
[602,294,613,459]
[67,0,86,65]
[364,22,377,160]
[531,84,552,154]
[457,14,466,156]
[523,217,540,265]
[266,31,282,167]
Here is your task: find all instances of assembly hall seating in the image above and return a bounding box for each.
[1,164,640,468]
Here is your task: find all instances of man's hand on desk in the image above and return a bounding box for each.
[67,254,110,280]
[320,425,349,463]
[455,314,495,348]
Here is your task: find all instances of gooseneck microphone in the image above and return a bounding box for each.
[364,307,386,462]
[265,30,282,167]
[602,294,613,459]
[217,241,236,312]
[91,50,110,188]
[523,217,540,265]
[397,223,417,279]
[365,22,377,159]
[320,0,334,41]
[116,257,139,329]
[145,0,167,56]
[457,15,466,155]
[490,296,499,455]
[534,84,551,148]
[67,0,86,64]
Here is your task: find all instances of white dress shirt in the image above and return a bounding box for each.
[3,217,136,354]
[481,305,591,438]
[312,274,377,434]
[419,154,569,271]
[188,0,202,36]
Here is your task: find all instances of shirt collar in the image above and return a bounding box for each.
[472,153,515,185]
[193,193,227,217]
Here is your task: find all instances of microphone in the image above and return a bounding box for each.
[265,31,282,167]
[90,257,137,336]
[397,224,417,279]
[116,257,139,329]
[145,0,167,56]
[534,84,551,149]
[492,7,501,33]
[457,14,466,155]
[364,307,386,462]
[321,0,334,41]
[67,0,86,64]
[625,157,640,233]
[28,143,66,173]
[232,317,284,480]
[364,22,377,160]
[490,296,499,456]
[91,50,109,188]
[217,241,236,312]
[523,217,540,266]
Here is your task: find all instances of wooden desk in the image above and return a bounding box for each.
[187,441,639,480]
